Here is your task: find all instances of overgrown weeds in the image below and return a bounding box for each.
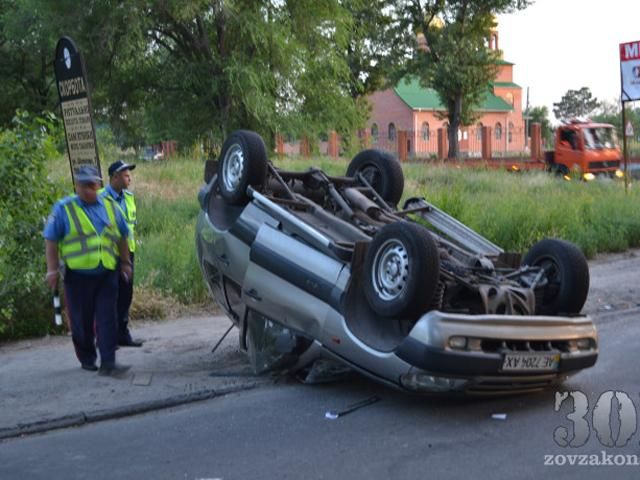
[40,152,640,329]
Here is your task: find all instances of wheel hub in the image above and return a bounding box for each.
[372,239,409,301]
[222,144,244,192]
[361,165,380,190]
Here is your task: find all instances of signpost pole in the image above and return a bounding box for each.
[622,102,629,193]
[524,86,530,150]
[53,36,102,189]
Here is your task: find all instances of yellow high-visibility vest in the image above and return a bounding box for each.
[60,197,122,270]
[123,190,136,253]
[99,188,137,253]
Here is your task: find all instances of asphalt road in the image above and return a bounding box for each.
[2,309,640,480]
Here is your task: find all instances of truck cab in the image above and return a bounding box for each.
[548,121,623,180]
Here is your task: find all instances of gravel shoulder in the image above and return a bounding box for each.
[583,248,640,315]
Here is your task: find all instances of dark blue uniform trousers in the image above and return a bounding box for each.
[117,253,134,343]
[64,268,119,367]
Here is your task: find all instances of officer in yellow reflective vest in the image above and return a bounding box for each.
[44,166,132,376]
[100,160,143,347]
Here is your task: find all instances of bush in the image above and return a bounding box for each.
[0,111,64,340]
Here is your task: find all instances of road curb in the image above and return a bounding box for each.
[0,380,268,441]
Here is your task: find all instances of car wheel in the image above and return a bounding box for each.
[346,149,404,206]
[363,222,440,318]
[218,130,268,205]
[555,164,569,177]
[523,238,589,315]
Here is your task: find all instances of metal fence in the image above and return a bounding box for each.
[367,126,528,159]
[279,126,529,159]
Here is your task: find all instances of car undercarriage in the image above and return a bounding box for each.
[196,130,597,394]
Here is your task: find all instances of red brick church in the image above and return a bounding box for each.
[367,27,525,158]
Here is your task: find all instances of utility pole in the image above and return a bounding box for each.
[523,86,531,151]
[622,104,630,193]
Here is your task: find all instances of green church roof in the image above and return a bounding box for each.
[393,78,513,112]
[492,81,521,88]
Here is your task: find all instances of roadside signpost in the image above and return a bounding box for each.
[625,120,634,138]
[53,37,102,187]
[620,41,640,192]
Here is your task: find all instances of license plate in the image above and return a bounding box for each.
[501,353,560,372]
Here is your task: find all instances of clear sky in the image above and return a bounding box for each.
[497,0,639,123]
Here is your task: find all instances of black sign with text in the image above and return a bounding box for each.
[54,36,101,185]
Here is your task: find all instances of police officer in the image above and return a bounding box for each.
[100,160,143,347]
[44,166,132,376]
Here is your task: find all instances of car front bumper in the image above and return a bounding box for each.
[392,310,597,393]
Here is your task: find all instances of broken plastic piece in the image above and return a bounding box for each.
[491,413,507,420]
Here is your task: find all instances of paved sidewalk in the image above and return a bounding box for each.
[0,315,271,440]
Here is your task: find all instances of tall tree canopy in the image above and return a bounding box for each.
[552,87,599,122]
[0,0,389,151]
[397,0,531,158]
[0,0,61,125]
[1,0,535,156]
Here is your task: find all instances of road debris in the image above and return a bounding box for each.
[325,395,380,420]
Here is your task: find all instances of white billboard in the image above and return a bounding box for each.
[620,41,640,102]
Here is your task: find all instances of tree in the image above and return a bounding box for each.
[399,0,531,158]
[0,112,63,339]
[525,105,553,145]
[0,0,61,125]
[552,87,599,122]
[340,0,399,100]
[1,0,376,151]
[592,99,640,142]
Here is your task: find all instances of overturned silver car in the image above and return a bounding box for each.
[196,130,597,394]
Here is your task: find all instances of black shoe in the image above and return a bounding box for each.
[81,363,98,372]
[118,338,144,347]
[98,363,131,377]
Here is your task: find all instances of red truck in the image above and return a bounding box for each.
[544,120,624,180]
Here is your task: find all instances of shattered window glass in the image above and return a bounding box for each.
[246,311,308,374]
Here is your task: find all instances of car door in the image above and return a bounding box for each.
[242,223,347,340]
[555,128,582,171]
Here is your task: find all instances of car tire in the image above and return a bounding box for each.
[555,164,569,177]
[346,149,404,206]
[523,238,589,315]
[218,130,268,205]
[363,222,440,318]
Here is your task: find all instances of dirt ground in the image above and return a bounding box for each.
[582,248,640,315]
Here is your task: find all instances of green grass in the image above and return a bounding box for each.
[403,164,640,257]
[46,153,640,317]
